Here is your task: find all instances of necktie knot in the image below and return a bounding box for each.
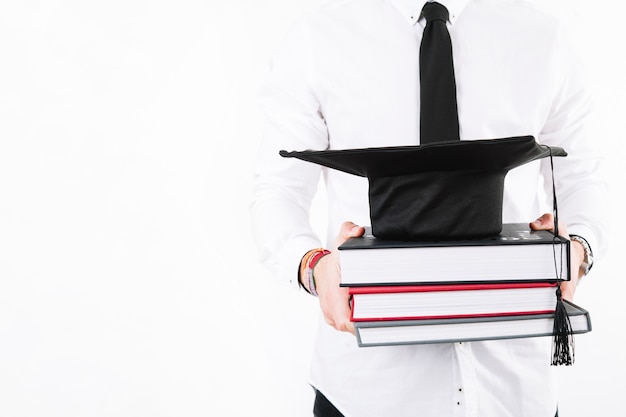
[422,2,449,24]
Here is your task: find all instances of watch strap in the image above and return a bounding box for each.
[569,234,593,276]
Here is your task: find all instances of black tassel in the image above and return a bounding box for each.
[544,145,574,366]
[551,285,574,366]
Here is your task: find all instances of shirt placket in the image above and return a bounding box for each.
[453,342,478,417]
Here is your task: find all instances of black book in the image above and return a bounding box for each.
[338,223,570,286]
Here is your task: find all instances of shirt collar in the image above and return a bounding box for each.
[389,0,471,26]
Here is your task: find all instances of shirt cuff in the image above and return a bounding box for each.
[279,235,323,290]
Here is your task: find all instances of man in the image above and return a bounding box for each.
[251,0,608,415]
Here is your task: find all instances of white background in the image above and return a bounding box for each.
[0,1,623,416]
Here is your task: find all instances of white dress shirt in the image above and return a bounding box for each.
[251,0,608,416]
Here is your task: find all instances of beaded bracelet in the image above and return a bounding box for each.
[305,249,331,296]
[298,249,320,293]
[298,249,321,294]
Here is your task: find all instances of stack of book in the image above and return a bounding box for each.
[339,223,592,347]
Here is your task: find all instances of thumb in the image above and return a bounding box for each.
[335,221,365,247]
[530,213,554,230]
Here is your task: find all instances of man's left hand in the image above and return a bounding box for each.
[530,213,585,302]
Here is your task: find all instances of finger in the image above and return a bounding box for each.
[333,299,356,334]
[321,298,356,334]
[335,221,365,247]
[559,281,576,302]
[530,213,554,230]
[325,314,354,334]
[336,319,355,335]
[341,221,365,237]
[318,275,355,334]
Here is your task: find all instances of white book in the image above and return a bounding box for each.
[354,300,591,347]
[339,223,570,286]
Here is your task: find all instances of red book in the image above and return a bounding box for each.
[349,282,559,322]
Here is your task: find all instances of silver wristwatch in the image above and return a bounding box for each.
[569,234,594,276]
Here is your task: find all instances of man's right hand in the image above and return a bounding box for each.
[312,221,365,334]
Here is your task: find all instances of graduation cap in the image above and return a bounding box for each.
[280,135,567,241]
[281,135,577,366]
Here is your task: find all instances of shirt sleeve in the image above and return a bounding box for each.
[537,21,610,262]
[250,18,329,289]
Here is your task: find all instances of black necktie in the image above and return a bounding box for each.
[419,2,460,144]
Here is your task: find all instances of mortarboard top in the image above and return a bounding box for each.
[280,135,567,241]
